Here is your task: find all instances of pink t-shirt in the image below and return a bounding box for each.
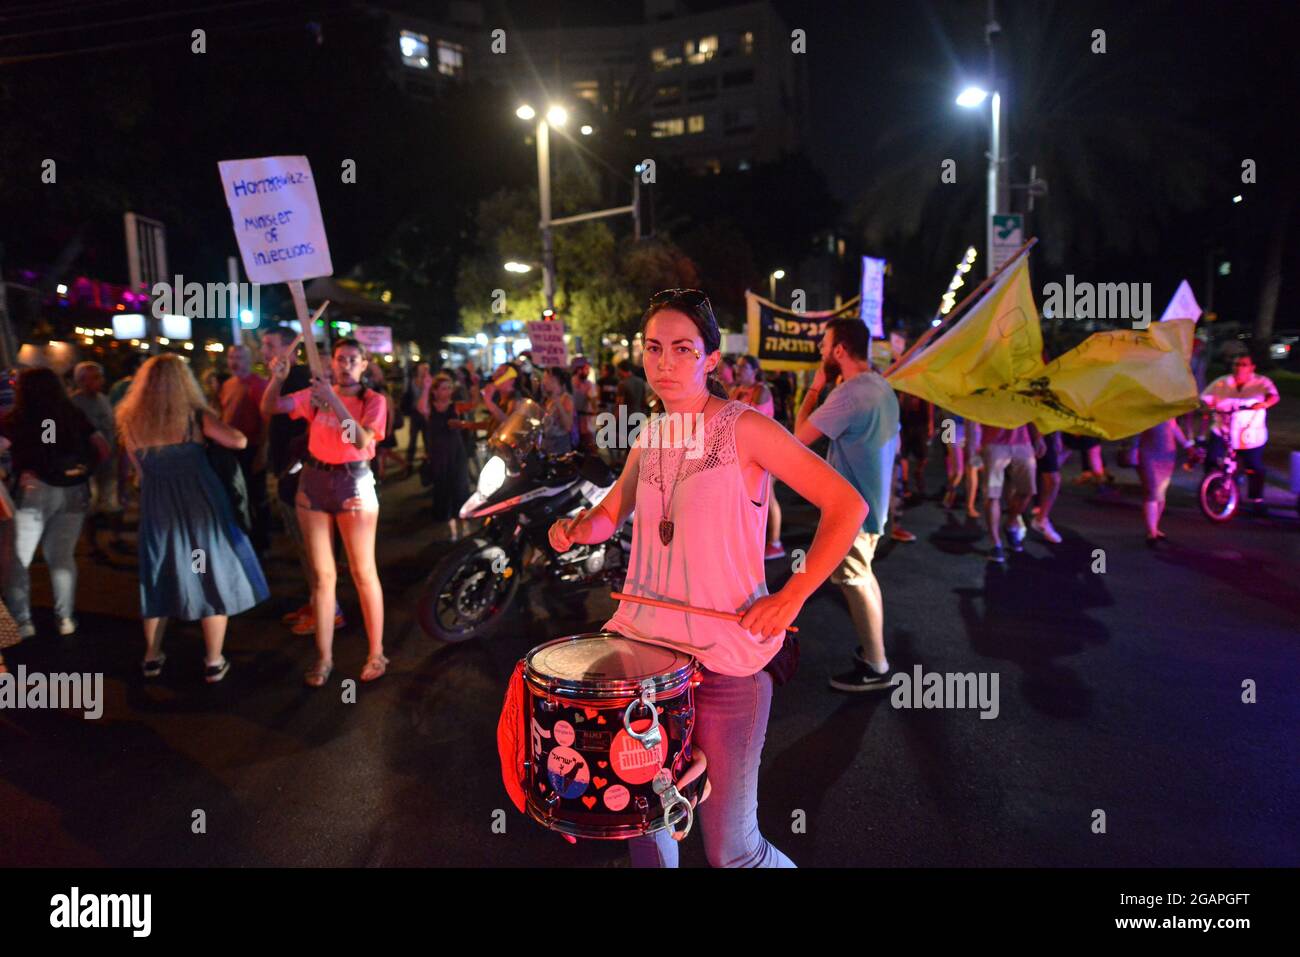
[288,386,386,463]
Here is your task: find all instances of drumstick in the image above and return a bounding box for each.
[611,591,798,634]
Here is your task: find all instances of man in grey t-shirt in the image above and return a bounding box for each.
[794,318,899,693]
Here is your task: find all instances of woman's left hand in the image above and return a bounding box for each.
[738,589,804,640]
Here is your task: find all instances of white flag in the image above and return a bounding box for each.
[1158,279,1202,323]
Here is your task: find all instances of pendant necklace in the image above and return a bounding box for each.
[657,394,710,546]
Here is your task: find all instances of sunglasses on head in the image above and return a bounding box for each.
[649,288,714,316]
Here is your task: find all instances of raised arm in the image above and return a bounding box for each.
[260,356,298,416]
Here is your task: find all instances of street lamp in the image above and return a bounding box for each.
[769,269,786,301]
[957,84,1002,278]
[517,102,568,313]
[503,261,533,273]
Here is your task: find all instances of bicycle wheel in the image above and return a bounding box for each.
[1199,471,1239,523]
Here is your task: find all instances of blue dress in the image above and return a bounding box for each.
[136,440,269,620]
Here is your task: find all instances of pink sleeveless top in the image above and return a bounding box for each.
[602,400,777,677]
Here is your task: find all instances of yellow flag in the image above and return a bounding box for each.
[887,251,1199,439]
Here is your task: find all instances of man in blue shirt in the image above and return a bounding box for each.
[794,318,899,692]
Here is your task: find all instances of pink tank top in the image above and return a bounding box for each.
[602,400,777,677]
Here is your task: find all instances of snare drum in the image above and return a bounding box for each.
[523,632,701,840]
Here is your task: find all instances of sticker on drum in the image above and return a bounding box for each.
[546,746,590,798]
[610,718,669,785]
[552,720,575,747]
[603,784,630,812]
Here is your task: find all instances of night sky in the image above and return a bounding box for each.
[3,0,1298,341]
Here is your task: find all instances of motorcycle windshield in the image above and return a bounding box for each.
[489,397,545,468]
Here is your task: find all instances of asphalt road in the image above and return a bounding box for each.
[2,455,1297,868]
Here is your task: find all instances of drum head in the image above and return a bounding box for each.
[526,632,695,699]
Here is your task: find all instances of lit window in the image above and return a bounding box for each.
[651,45,682,70]
[686,35,718,65]
[652,118,685,138]
[399,30,430,69]
[687,114,705,133]
[437,40,464,77]
[742,31,754,55]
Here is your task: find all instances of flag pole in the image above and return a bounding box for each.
[884,236,1038,378]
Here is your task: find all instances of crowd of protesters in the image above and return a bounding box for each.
[0,311,1283,687]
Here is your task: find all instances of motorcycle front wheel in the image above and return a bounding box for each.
[1199,471,1239,523]
[417,536,523,642]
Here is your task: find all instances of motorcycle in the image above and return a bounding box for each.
[417,398,632,642]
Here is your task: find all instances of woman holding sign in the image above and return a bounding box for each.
[262,338,389,687]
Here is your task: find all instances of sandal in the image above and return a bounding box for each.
[142,654,167,678]
[204,657,230,684]
[360,654,389,682]
[304,659,333,688]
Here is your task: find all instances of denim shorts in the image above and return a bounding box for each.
[296,462,378,513]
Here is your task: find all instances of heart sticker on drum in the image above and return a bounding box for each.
[592,776,608,790]
[583,708,599,720]
[597,761,608,768]
[581,796,597,809]
[609,719,669,785]
[546,746,590,799]
[603,785,630,812]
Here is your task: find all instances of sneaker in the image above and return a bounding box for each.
[203,657,230,684]
[764,541,786,561]
[1007,518,1026,552]
[17,621,36,640]
[852,646,888,669]
[988,544,1007,564]
[141,654,167,679]
[890,526,917,543]
[57,617,78,636]
[290,610,347,636]
[829,661,894,693]
[1031,516,1062,544]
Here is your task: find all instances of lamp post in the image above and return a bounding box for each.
[956,85,1002,279]
[516,103,568,314]
[769,269,785,302]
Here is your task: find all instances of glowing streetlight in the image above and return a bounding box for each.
[580,124,593,136]
[516,104,535,121]
[546,105,568,127]
[955,86,989,108]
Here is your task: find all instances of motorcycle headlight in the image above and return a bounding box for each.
[478,455,507,497]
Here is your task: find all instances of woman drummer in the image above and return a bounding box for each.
[548,289,866,868]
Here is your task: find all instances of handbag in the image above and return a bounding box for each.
[197,413,252,535]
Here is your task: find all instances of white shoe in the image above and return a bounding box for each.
[18,621,36,640]
[57,617,78,636]
[1031,516,1062,544]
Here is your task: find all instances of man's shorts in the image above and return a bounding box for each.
[1037,432,1061,473]
[983,443,1037,499]
[831,530,881,586]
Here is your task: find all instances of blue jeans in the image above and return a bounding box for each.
[629,667,795,868]
[6,475,90,623]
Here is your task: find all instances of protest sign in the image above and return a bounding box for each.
[218,155,333,373]
[526,320,569,367]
